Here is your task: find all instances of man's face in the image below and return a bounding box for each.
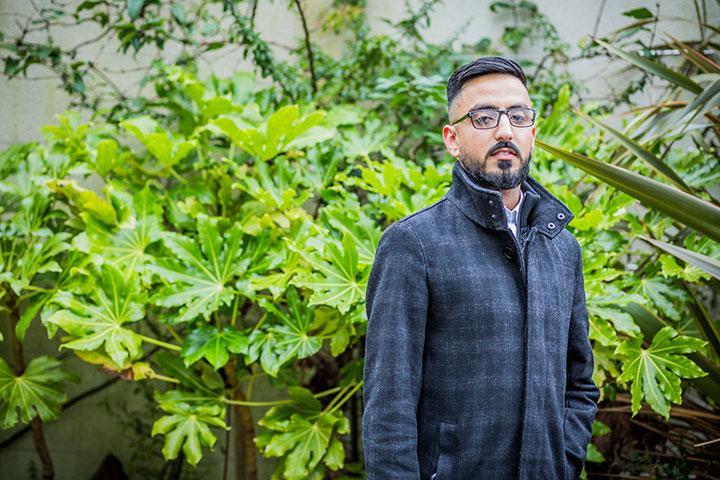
[442,73,536,190]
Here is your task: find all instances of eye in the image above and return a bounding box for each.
[509,109,533,125]
[471,111,498,127]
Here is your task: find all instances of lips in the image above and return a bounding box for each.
[491,148,518,159]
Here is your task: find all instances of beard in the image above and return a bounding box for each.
[460,143,532,190]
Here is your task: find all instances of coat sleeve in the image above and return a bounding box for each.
[362,221,428,479]
[564,239,601,479]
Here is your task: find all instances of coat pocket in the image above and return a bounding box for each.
[431,421,458,479]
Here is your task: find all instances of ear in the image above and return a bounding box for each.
[442,124,461,158]
[531,124,537,148]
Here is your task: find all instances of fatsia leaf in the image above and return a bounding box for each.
[259,287,323,364]
[638,277,686,321]
[615,326,708,419]
[213,105,332,161]
[290,235,368,314]
[150,215,249,324]
[0,356,78,428]
[181,325,249,369]
[10,231,71,297]
[322,200,381,266]
[152,390,227,466]
[256,386,350,480]
[44,263,145,367]
[85,186,163,275]
[121,116,195,167]
[244,328,285,377]
[244,288,323,378]
[153,351,218,395]
[46,178,117,225]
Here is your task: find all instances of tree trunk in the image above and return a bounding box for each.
[224,362,257,480]
[233,389,257,480]
[8,290,55,480]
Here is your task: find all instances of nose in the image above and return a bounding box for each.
[494,112,513,142]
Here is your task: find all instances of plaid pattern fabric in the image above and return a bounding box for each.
[362,160,600,480]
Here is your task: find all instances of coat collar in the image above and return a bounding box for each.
[445,160,574,239]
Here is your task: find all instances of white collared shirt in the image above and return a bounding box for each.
[504,189,524,238]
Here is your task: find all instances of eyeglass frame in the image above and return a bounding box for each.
[450,107,537,130]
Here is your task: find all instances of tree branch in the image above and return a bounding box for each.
[293,0,317,94]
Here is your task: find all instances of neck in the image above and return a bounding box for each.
[501,187,522,210]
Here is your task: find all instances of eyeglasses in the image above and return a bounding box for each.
[451,107,536,129]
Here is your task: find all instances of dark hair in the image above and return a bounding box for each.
[446,56,527,110]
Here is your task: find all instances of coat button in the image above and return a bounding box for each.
[491,213,497,219]
[489,200,494,206]
[548,222,556,229]
[557,213,565,220]
[503,246,515,260]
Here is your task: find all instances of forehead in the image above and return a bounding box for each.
[454,73,531,111]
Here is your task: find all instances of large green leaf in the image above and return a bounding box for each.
[321,199,381,267]
[232,158,312,234]
[180,325,249,369]
[46,178,117,225]
[261,287,323,360]
[625,303,720,404]
[290,235,368,314]
[0,356,77,428]
[153,351,218,396]
[255,386,350,480]
[83,186,163,275]
[152,390,227,466]
[212,105,333,161]
[44,263,145,367]
[150,215,249,324]
[595,38,702,94]
[121,116,196,168]
[9,231,70,297]
[615,326,708,419]
[244,289,322,377]
[537,140,720,243]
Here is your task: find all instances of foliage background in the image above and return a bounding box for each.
[0,1,719,480]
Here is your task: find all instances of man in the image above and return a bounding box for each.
[362,57,600,480]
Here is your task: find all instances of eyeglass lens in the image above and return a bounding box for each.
[470,108,535,128]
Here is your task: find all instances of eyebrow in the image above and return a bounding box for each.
[469,103,530,110]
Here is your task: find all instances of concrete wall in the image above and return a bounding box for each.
[0,0,716,479]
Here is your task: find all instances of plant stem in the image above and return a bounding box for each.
[151,373,181,384]
[326,381,363,416]
[221,385,341,407]
[137,334,181,351]
[166,325,183,344]
[230,295,240,327]
[320,382,353,414]
[7,290,55,480]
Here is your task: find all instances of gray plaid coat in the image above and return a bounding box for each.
[362,160,600,479]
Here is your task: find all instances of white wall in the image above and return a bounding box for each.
[0,0,714,150]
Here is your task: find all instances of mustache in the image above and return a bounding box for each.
[486,141,521,159]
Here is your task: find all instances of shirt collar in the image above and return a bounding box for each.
[444,160,574,239]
